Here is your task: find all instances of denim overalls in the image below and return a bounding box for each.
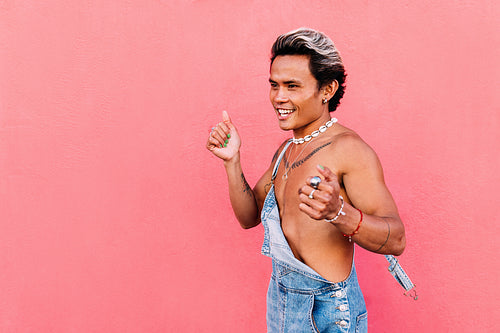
[261,141,368,332]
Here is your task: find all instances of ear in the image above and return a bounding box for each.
[323,80,339,100]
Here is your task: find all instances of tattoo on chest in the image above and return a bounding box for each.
[241,173,252,195]
[283,141,332,171]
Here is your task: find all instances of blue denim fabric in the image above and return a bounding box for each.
[260,141,367,332]
[261,186,367,332]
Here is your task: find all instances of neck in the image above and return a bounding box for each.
[292,114,335,144]
[293,113,332,138]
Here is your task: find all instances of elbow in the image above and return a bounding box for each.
[240,223,254,230]
[388,218,406,256]
[240,223,259,230]
[235,207,261,229]
[239,218,261,230]
[392,233,406,256]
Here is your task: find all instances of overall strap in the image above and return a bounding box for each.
[385,254,418,300]
[271,140,293,181]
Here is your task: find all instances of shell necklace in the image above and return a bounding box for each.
[291,118,337,144]
[282,117,337,180]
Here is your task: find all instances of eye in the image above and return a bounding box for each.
[270,82,278,89]
[288,84,298,89]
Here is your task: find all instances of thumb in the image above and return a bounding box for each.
[222,110,231,123]
[317,164,337,183]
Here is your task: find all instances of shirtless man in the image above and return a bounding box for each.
[207,28,405,332]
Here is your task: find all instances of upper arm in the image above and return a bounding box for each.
[253,167,273,215]
[339,135,400,218]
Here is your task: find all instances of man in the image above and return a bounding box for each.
[206,28,405,332]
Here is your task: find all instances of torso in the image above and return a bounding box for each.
[272,124,355,283]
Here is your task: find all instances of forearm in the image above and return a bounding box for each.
[224,153,260,229]
[334,203,406,255]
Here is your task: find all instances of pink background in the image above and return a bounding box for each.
[1,1,498,332]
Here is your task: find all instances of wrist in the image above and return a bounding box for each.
[342,208,363,242]
[223,152,241,167]
[324,195,346,223]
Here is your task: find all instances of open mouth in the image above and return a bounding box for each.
[277,108,295,117]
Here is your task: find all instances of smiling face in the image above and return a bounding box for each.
[269,55,332,137]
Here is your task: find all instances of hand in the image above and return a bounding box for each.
[206,111,241,162]
[298,164,343,221]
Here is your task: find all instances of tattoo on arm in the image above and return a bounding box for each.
[241,173,252,195]
[375,222,391,252]
[264,182,272,194]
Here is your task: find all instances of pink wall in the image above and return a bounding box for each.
[1,1,498,332]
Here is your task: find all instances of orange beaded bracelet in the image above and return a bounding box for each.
[343,208,363,242]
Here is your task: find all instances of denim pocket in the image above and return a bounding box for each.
[355,311,368,333]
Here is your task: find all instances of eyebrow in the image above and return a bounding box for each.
[269,78,302,85]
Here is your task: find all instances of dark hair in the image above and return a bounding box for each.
[271,28,346,112]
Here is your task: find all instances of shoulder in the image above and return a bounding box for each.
[271,139,292,163]
[328,125,382,174]
[259,139,290,180]
[332,127,373,155]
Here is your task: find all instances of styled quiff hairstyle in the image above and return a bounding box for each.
[271,28,346,112]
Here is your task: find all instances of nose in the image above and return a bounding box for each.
[272,87,288,104]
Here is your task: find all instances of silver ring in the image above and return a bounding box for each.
[309,189,316,199]
[310,176,321,189]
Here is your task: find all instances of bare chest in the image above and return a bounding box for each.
[273,147,334,220]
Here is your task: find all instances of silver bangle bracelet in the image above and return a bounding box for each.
[325,195,347,223]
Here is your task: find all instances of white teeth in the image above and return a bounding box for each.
[278,108,294,115]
